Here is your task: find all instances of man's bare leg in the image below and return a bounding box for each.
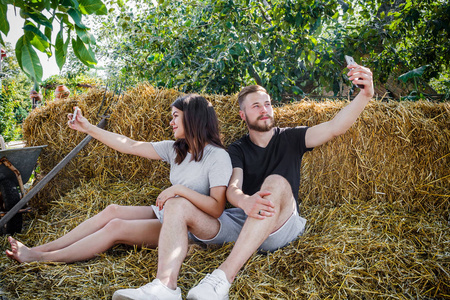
[219,174,296,282]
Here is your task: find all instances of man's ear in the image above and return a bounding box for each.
[239,110,246,121]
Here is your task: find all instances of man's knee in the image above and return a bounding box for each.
[163,198,217,234]
[261,175,294,206]
[262,174,290,193]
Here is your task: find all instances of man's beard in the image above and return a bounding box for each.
[246,114,275,132]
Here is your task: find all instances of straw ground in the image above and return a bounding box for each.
[1,84,449,299]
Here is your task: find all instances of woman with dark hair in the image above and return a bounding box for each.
[6,94,232,266]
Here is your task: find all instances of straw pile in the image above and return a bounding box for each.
[0,83,449,299]
[20,84,245,211]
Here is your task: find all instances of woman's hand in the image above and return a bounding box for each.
[67,106,92,133]
[156,185,181,210]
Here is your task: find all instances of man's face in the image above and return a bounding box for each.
[240,91,274,132]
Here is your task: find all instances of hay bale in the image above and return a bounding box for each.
[22,84,244,210]
[279,100,450,214]
[1,84,448,299]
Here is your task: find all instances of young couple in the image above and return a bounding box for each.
[6,63,374,300]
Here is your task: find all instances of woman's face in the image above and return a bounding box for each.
[170,106,185,139]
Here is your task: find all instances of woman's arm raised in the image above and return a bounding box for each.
[67,107,162,160]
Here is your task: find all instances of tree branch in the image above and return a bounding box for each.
[247,63,263,86]
[257,1,272,25]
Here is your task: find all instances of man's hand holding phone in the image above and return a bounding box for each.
[344,55,374,99]
[345,55,365,89]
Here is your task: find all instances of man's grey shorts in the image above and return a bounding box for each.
[189,207,307,252]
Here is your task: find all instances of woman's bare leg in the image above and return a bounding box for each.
[31,205,156,252]
[156,198,220,290]
[6,218,162,263]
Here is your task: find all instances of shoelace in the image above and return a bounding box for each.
[141,281,159,291]
[200,273,227,290]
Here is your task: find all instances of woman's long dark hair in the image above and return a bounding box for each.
[171,94,225,164]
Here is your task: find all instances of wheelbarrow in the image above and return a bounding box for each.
[0,145,47,234]
[0,83,124,237]
[0,82,124,235]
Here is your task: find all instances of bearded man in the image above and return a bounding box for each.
[186,62,374,299]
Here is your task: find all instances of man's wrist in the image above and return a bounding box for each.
[360,89,374,100]
[235,194,249,210]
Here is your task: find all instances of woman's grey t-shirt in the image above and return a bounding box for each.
[151,141,232,195]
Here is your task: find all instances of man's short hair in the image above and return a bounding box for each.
[237,85,268,109]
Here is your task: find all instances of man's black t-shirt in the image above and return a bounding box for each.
[228,127,313,210]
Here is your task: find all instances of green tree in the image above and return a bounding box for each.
[0,0,108,89]
[88,0,450,101]
[0,43,32,141]
[347,0,450,89]
[95,0,349,100]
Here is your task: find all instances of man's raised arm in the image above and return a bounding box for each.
[305,64,374,149]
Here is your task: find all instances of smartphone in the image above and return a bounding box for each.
[71,107,79,123]
[344,55,364,88]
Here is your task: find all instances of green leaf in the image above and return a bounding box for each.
[64,29,71,52]
[0,2,9,35]
[398,65,429,83]
[23,25,50,52]
[292,86,303,95]
[21,43,43,81]
[307,50,315,64]
[76,25,96,44]
[15,36,24,69]
[68,8,87,29]
[56,13,73,28]
[44,0,52,11]
[55,30,66,69]
[78,0,107,15]
[72,37,97,67]
[45,26,52,41]
[25,12,53,29]
[404,1,412,10]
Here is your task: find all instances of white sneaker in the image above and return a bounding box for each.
[112,279,182,300]
[187,269,231,300]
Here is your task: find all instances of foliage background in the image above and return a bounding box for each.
[0,0,107,86]
[92,0,450,101]
[1,0,450,140]
[0,43,32,141]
